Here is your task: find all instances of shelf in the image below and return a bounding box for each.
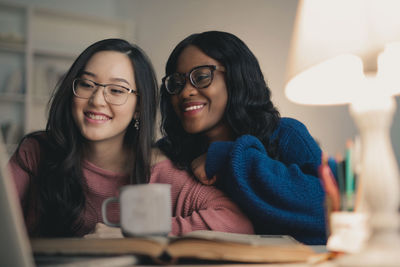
[33,7,125,28]
[0,1,133,151]
[34,49,77,60]
[0,40,25,53]
[31,7,129,57]
[0,92,25,102]
[0,1,26,55]
[33,95,51,104]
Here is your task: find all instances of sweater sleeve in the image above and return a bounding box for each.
[171,181,255,236]
[150,160,254,236]
[205,120,326,245]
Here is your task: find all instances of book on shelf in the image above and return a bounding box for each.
[3,69,23,94]
[31,230,317,264]
[34,63,67,97]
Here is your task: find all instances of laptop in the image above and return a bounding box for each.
[0,134,137,267]
[0,133,34,266]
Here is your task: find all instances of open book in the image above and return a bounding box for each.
[31,230,317,264]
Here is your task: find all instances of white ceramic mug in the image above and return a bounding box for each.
[102,183,171,236]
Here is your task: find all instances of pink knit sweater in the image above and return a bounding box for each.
[9,138,254,236]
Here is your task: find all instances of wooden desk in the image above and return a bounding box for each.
[34,246,335,267]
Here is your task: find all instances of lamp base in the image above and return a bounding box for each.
[335,95,400,266]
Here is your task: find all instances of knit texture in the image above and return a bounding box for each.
[206,118,327,245]
[8,138,254,237]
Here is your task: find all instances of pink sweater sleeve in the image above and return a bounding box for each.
[150,160,254,235]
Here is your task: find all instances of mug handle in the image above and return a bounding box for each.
[101,197,120,227]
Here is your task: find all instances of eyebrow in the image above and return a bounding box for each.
[81,71,132,87]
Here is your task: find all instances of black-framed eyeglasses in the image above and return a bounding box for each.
[72,78,138,106]
[162,65,225,95]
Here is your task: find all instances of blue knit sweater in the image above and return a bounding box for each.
[205,118,327,245]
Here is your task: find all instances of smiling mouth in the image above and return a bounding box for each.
[84,112,111,121]
[184,104,205,112]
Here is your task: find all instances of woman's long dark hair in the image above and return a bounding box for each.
[15,39,158,236]
[159,31,280,170]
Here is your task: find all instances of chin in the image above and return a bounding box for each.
[81,131,105,142]
[83,136,104,142]
[183,125,203,134]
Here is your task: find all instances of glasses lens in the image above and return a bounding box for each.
[104,85,129,105]
[165,73,185,94]
[73,79,95,98]
[191,67,212,89]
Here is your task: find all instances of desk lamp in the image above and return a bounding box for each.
[285,0,400,265]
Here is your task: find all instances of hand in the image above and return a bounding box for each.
[191,153,217,185]
[84,223,123,239]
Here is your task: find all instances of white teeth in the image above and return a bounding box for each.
[86,113,110,120]
[185,105,204,111]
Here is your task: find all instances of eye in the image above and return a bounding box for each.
[78,80,95,90]
[167,74,185,88]
[173,73,185,84]
[194,73,210,82]
[192,70,211,86]
[108,86,126,95]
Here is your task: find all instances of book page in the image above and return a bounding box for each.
[174,230,301,246]
[166,231,316,263]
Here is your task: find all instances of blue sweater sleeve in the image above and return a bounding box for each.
[205,119,327,245]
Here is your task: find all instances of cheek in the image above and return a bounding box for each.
[170,96,181,116]
[212,86,228,115]
[120,97,138,122]
[72,98,82,121]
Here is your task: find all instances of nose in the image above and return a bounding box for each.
[179,79,198,98]
[89,86,107,106]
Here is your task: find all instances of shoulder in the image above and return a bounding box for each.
[273,117,321,164]
[8,132,45,179]
[12,131,51,167]
[276,117,308,133]
[272,117,314,142]
[150,155,184,183]
[15,133,45,160]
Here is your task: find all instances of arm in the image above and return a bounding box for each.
[191,153,216,185]
[150,160,254,236]
[171,178,254,236]
[205,123,326,244]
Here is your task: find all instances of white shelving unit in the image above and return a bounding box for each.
[0,1,133,154]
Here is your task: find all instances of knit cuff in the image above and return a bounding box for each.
[205,141,234,178]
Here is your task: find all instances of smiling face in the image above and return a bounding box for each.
[72,51,138,145]
[170,45,232,142]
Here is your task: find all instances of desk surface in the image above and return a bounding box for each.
[34,246,334,267]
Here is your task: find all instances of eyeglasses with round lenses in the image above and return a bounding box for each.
[72,78,138,105]
[162,65,225,95]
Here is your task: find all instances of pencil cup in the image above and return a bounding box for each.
[327,211,370,253]
[102,184,172,237]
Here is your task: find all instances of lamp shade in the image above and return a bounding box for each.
[285,0,400,105]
